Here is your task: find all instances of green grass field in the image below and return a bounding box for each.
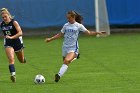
[0,33,140,93]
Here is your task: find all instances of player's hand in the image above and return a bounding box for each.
[101,31,106,34]
[5,35,13,39]
[45,38,52,43]
[97,31,106,35]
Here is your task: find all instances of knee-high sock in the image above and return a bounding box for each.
[9,64,16,76]
[58,64,68,77]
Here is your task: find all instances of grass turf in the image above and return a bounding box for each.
[0,33,140,93]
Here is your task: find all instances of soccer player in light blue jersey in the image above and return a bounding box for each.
[45,11,105,82]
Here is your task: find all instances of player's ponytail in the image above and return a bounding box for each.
[67,10,83,24]
[0,8,14,19]
[74,11,83,24]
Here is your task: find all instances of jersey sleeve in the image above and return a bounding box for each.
[61,24,66,33]
[79,24,87,32]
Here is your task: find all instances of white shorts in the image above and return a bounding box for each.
[62,46,79,57]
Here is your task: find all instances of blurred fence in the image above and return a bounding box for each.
[0,0,140,36]
[0,0,140,28]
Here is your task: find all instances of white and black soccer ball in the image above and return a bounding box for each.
[34,74,45,84]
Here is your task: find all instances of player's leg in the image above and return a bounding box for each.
[5,47,16,82]
[15,49,26,63]
[55,56,66,82]
[55,52,76,82]
[64,52,77,65]
[71,53,80,62]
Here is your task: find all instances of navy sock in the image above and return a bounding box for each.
[9,64,15,73]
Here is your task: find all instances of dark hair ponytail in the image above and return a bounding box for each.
[67,10,83,24]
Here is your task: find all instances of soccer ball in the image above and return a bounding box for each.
[34,74,45,84]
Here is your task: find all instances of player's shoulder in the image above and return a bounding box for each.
[0,21,4,27]
[63,22,69,26]
[74,22,80,24]
[74,22,84,27]
[11,19,18,23]
[12,19,20,26]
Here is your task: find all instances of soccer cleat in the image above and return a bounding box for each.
[55,74,60,82]
[10,75,16,83]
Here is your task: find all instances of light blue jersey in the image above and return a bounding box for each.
[61,22,87,48]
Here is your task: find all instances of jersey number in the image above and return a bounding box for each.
[5,31,11,35]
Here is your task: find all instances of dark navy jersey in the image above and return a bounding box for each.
[0,20,24,51]
[0,19,17,36]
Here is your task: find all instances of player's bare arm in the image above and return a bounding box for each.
[84,30,106,36]
[45,32,63,43]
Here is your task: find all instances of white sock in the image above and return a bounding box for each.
[58,64,68,77]
[11,72,16,76]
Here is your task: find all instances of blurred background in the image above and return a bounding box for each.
[0,0,140,35]
[0,1,140,93]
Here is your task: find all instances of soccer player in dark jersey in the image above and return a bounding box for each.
[0,8,26,82]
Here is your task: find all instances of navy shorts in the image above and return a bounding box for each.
[4,38,24,52]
